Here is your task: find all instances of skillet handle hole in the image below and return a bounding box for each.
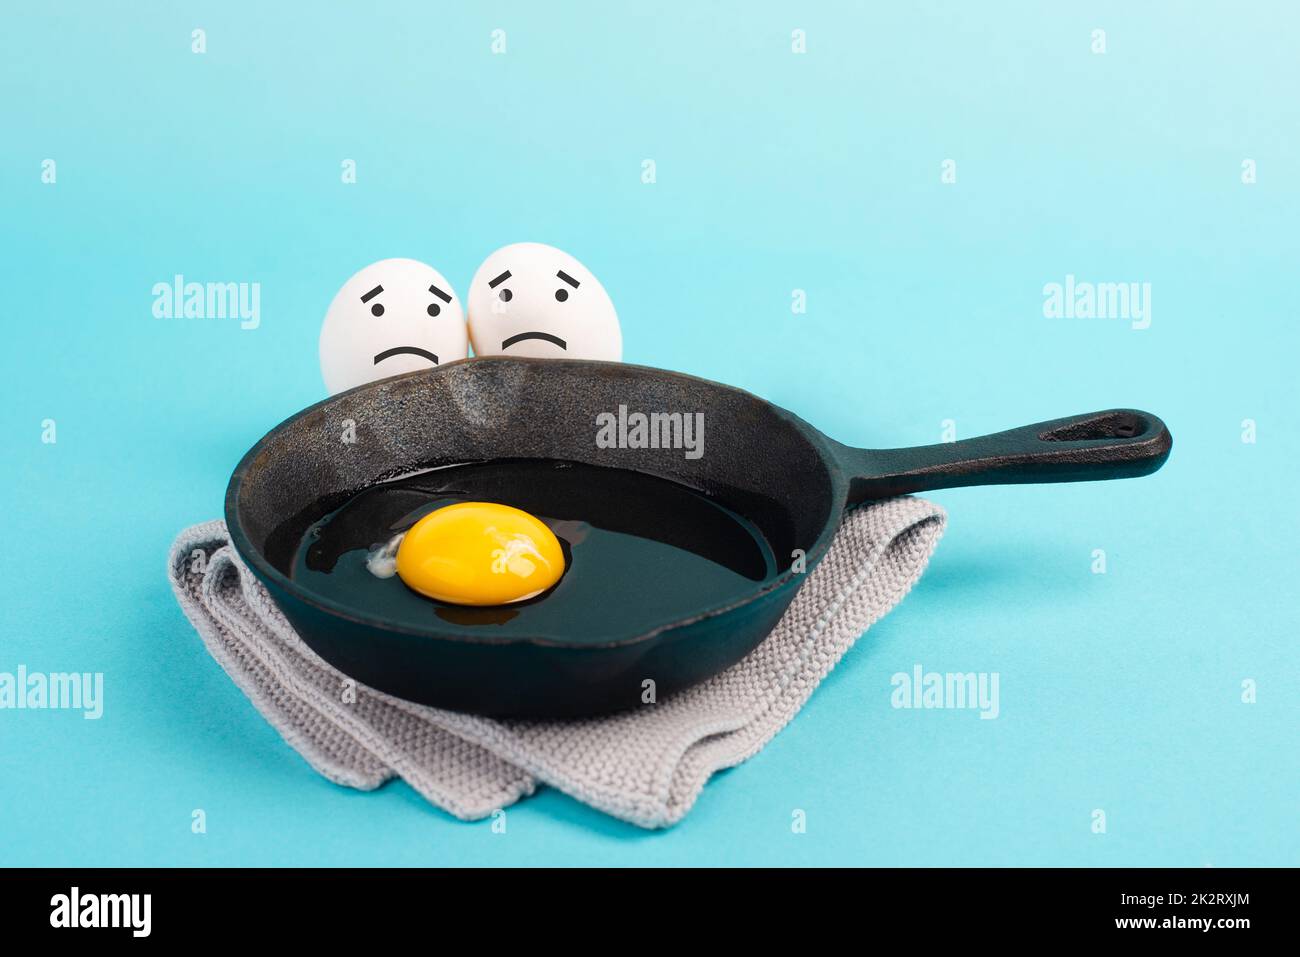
[1038,412,1147,443]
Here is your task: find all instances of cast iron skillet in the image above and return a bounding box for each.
[226,357,1171,719]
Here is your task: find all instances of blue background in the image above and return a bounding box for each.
[2,1,1295,866]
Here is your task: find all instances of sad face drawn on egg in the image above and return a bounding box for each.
[466,243,622,361]
[319,258,469,394]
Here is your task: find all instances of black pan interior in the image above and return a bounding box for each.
[232,358,840,608]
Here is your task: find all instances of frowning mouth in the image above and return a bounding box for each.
[374,346,438,365]
[501,331,567,350]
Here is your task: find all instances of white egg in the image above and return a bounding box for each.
[467,243,622,361]
[319,258,469,394]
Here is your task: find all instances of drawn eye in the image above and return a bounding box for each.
[498,289,513,302]
[554,270,579,302]
[370,303,385,317]
[427,303,440,317]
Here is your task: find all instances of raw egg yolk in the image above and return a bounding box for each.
[394,502,564,606]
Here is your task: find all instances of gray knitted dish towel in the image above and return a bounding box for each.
[167,497,945,829]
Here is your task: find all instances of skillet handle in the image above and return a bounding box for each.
[843,409,1172,504]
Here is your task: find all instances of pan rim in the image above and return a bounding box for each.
[223,356,849,649]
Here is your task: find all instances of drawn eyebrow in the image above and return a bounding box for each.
[360,285,384,303]
[556,270,580,288]
[488,270,512,288]
[429,284,452,303]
